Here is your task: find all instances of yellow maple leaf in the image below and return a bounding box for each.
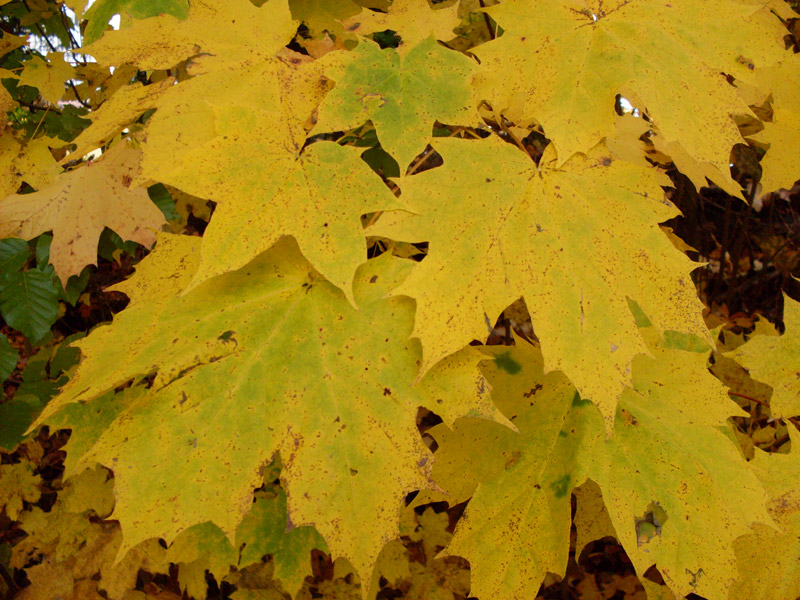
[0,131,60,199]
[728,293,800,418]
[62,79,173,163]
[472,0,787,174]
[17,52,75,104]
[84,0,297,72]
[341,0,461,49]
[0,141,165,282]
[750,55,800,193]
[370,136,710,429]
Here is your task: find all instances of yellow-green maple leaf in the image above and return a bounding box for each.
[313,37,479,170]
[433,328,767,600]
[434,342,601,600]
[589,328,765,600]
[62,79,173,163]
[0,132,60,199]
[0,462,40,520]
[751,55,800,193]
[370,136,709,427]
[81,0,190,45]
[0,141,165,283]
[341,0,461,48]
[84,0,295,73]
[729,427,800,600]
[39,236,499,590]
[17,52,75,104]
[728,294,800,418]
[128,32,395,301]
[289,0,361,38]
[472,0,786,173]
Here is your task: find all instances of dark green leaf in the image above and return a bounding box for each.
[0,334,17,384]
[0,270,60,343]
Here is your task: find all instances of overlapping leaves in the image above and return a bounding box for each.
[2,0,800,598]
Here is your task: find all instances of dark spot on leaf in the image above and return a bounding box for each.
[504,450,522,469]
[350,469,358,476]
[370,275,378,283]
[495,352,521,374]
[550,474,570,498]
[571,392,591,407]
[383,387,391,396]
[523,384,542,398]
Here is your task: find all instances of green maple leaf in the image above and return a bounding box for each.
[39,235,501,591]
[235,473,328,597]
[370,135,710,427]
[313,36,479,170]
[472,0,787,176]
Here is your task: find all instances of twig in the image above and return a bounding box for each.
[477,0,496,40]
[728,391,768,406]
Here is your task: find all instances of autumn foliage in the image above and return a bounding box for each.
[1,0,800,598]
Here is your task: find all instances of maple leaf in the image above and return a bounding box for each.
[62,79,173,163]
[432,327,768,600]
[370,135,710,427]
[289,0,361,38]
[589,327,768,599]
[39,236,497,590]
[0,462,40,520]
[11,466,168,600]
[341,0,462,48]
[235,463,328,597]
[84,0,296,72]
[0,132,60,199]
[727,294,800,418]
[472,0,787,172]
[430,341,601,600]
[114,10,394,300]
[17,52,75,104]
[313,37,479,170]
[749,55,800,193]
[82,0,190,44]
[0,141,165,283]
[729,426,800,600]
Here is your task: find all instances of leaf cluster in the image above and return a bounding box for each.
[0,0,800,599]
